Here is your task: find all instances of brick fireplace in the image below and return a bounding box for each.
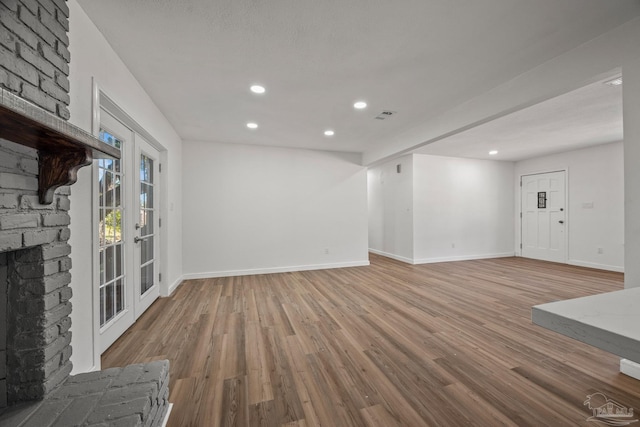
[0,139,170,427]
[0,139,74,408]
[0,1,169,425]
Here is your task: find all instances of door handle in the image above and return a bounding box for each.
[134,236,147,243]
[559,220,564,224]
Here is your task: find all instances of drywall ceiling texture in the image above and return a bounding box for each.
[77,0,640,157]
[414,78,623,161]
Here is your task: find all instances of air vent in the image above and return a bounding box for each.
[604,77,622,86]
[374,110,397,120]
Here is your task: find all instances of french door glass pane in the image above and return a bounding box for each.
[98,129,126,327]
[141,264,154,295]
[141,236,153,264]
[116,278,124,313]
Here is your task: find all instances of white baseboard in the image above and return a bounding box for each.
[71,364,99,375]
[161,403,173,427]
[621,359,640,380]
[368,248,414,264]
[568,259,624,273]
[413,252,515,265]
[182,260,370,280]
[167,276,183,296]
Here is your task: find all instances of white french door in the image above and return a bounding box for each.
[134,136,160,317]
[97,109,160,352]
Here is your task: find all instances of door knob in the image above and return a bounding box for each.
[559,220,564,224]
[134,236,147,243]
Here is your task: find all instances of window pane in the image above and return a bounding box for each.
[116,243,123,278]
[114,210,122,243]
[141,211,153,236]
[140,155,153,183]
[99,209,105,247]
[106,171,115,208]
[140,183,153,209]
[114,179,122,208]
[105,282,114,322]
[141,264,154,295]
[116,279,124,313]
[139,209,146,232]
[105,209,115,244]
[139,186,146,210]
[146,184,154,209]
[105,245,114,283]
[99,249,105,285]
[99,171,106,206]
[141,236,153,264]
[100,286,105,325]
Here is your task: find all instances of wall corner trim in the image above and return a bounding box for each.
[413,252,515,265]
[368,248,415,264]
[167,276,184,296]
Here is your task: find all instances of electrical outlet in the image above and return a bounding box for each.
[324,248,329,255]
[451,243,455,248]
[597,247,603,254]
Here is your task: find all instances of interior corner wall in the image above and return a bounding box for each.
[182,141,369,278]
[367,156,414,263]
[412,154,515,263]
[515,142,624,272]
[624,51,640,288]
[67,0,184,372]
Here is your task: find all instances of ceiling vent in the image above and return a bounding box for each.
[374,110,397,120]
[604,77,622,86]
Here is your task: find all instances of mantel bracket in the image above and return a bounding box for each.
[38,148,93,204]
[1,88,120,205]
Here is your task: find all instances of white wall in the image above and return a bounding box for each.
[182,141,368,277]
[368,154,514,264]
[624,50,640,288]
[367,156,414,262]
[67,0,183,372]
[515,142,624,272]
[413,155,515,263]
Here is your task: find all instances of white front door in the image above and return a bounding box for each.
[521,171,566,263]
[97,109,161,352]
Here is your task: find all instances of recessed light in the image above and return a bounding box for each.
[354,101,367,109]
[604,77,622,86]
[324,130,335,136]
[489,150,498,155]
[247,122,258,129]
[250,85,266,94]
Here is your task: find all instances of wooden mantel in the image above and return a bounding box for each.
[0,88,120,204]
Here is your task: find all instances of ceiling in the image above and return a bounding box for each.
[413,77,623,162]
[77,0,640,162]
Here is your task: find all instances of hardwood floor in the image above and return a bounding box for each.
[102,254,640,426]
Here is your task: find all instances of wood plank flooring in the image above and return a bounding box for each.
[102,254,640,426]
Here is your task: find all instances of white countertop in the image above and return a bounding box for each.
[532,287,640,363]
